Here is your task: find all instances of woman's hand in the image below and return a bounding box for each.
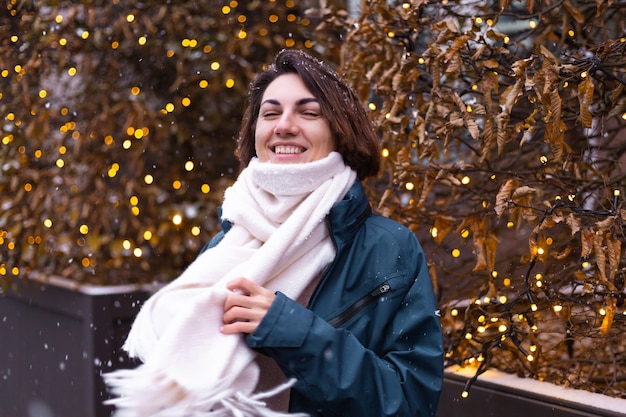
[221,277,276,334]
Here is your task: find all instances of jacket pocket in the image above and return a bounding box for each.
[327,281,392,328]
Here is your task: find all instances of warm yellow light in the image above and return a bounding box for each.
[461,391,469,398]
[173,180,182,190]
[123,240,132,250]
[191,226,201,236]
[138,36,147,45]
[451,308,459,317]
[131,207,140,216]
[134,129,144,139]
[461,229,470,238]
[405,182,415,191]
[185,161,194,171]
[553,304,562,313]
[531,304,538,312]
[56,158,65,168]
[452,249,461,258]
[172,214,183,225]
[144,174,154,184]
[79,224,89,235]
[165,103,175,112]
[201,184,211,194]
[461,176,470,185]
[498,324,507,332]
[126,14,135,22]
[225,78,235,88]
[133,248,143,258]
[39,89,47,99]
[221,5,231,14]
[123,139,132,149]
[143,230,153,241]
[529,20,537,29]
[44,219,53,228]
[55,15,63,23]
[68,67,77,76]
[81,30,90,40]
[269,14,279,23]
[182,97,191,107]
[430,227,438,238]
[210,61,220,70]
[477,326,486,333]
[131,86,140,95]
[199,80,209,88]
[368,102,377,110]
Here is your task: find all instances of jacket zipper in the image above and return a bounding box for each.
[327,281,392,328]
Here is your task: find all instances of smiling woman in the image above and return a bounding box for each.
[254,73,336,164]
[104,49,444,417]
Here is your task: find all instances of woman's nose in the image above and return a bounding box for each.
[274,112,299,136]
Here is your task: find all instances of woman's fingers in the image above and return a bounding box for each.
[221,277,275,334]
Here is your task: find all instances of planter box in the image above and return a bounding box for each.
[0,275,153,417]
[437,366,626,417]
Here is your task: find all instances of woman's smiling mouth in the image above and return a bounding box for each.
[273,145,306,154]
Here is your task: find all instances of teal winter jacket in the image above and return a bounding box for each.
[204,180,443,417]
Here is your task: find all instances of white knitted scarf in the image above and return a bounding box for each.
[104,152,356,417]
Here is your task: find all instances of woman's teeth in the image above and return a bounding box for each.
[274,145,304,154]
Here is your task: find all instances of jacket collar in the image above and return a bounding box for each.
[326,180,371,250]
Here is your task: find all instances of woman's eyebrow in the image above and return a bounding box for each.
[260,97,319,106]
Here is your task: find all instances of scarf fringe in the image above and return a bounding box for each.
[104,368,308,417]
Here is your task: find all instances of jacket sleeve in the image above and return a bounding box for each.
[245,253,443,417]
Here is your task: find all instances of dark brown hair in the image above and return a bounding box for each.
[237,49,381,180]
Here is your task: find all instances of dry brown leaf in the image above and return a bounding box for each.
[581,229,594,258]
[494,179,517,218]
[472,236,488,272]
[433,215,456,245]
[566,213,582,236]
[599,297,617,335]
[577,77,594,128]
[607,238,621,280]
[593,232,607,284]
[595,216,616,232]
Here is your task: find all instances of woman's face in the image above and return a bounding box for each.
[254,73,336,164]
